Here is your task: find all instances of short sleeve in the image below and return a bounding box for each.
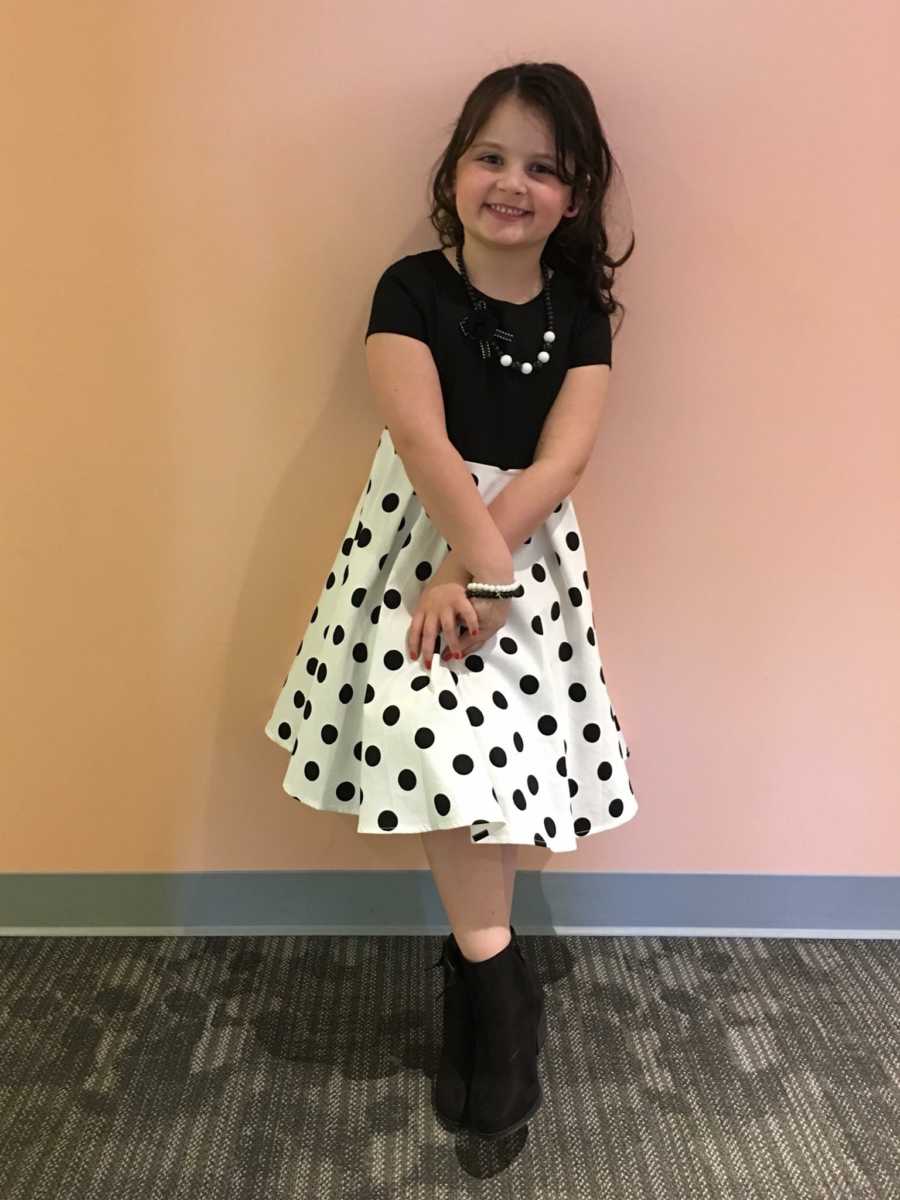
[568,297,612,368]
[364,264,429,346]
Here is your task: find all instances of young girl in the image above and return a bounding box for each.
[264,61,637,1140]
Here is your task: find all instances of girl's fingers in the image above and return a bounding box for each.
[407,615,421,659]
[441,621,462,661]
[408,612,430,662]
[410,606,483,665]
[442,631,485,662]
[440,612,460,658]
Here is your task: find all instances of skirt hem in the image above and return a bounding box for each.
[266,721,637,853]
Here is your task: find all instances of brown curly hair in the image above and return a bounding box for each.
[426,61,635,333]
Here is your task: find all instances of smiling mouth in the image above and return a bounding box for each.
[484,204,531,217]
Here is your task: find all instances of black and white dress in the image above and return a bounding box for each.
[264,249,637,852]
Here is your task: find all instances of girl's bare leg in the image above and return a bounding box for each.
[421,826,519,962]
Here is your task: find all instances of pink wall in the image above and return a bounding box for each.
[4,4,898,874]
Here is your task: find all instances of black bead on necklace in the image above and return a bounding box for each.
[455,245,556,376]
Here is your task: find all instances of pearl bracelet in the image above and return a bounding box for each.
[465,580,525,599]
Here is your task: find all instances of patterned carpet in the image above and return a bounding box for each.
[0,933,897,1199]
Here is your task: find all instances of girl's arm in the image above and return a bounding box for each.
[399,436,513,583]
[367,331,512,582]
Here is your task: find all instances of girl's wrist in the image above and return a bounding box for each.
[445,549,474,583]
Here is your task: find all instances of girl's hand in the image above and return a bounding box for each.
[442,595,511,662]
[407,580,480,670]
[407,550,514,669]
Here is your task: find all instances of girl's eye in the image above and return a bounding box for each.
[478,154,554,175]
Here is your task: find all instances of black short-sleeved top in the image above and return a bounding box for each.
[365,248,611,470]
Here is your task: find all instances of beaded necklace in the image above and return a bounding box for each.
[454,245,556,376]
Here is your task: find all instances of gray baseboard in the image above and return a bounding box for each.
[0,871,898,938]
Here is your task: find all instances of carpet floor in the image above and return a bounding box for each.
[0,934,897,1198]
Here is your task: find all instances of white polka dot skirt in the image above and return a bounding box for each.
[264,428,637,852]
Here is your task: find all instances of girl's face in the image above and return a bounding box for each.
[451,96,578,246]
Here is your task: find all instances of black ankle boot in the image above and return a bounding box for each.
[459,925,548,1140]
[429,931,475,1130]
